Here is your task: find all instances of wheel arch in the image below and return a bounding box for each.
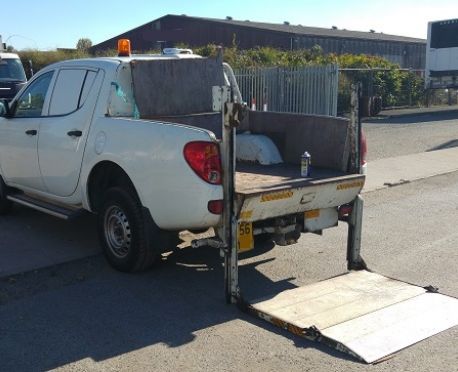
[86,161,141,213]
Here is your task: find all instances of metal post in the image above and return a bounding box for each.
[347,195,365,270]
[347,83,365,270]
[221,94,243,303]
[426,88,431,107]
[229,215,239,303]
[221,90,235,303]
[408,69,413,107]
[350,83,362,173]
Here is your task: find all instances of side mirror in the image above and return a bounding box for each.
[0,99,11,118]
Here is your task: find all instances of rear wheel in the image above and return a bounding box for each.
[0,177,12,215]
[97,187,160,272]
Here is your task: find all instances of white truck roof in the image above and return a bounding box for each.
[0,52,20,59]
[41,53,204,72]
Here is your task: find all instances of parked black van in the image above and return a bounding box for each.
[0,52,27,101]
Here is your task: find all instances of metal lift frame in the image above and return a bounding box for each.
[213,77,458,364]
[220,84,365,305]
[195,53,458,363]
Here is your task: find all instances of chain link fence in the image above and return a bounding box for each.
[338,68,426,115]
[339,68,458,115]
[427,88,458,107]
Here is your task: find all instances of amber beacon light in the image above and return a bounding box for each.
[117,39,131,57]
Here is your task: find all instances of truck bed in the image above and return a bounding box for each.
[235,163,359,196]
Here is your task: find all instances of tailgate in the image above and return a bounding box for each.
[235,173,365,222]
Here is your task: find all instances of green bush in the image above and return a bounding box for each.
[18,49,90,78]
[16,44,425,111]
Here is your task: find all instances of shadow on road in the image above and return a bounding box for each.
[0,232,356,369]
[427,139,458,151]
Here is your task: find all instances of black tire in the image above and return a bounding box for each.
[0,177,12,215]
[97,187,160,272]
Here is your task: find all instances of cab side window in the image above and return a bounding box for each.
[48,69,87,116]
[14,72,54,118]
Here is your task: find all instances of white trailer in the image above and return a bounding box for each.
[425,18,458,89]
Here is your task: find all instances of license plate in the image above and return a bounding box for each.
[237,222,254,252]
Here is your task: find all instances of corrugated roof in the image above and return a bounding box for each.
[171,15,426,44]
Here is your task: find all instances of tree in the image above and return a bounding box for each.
[76,38,92,51]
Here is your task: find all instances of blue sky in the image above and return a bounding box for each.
[2,0,458,50]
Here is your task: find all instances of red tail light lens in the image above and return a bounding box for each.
[208,200,224,214]
[183,141,222,185]
[338,204,353,218]
[360,130,367,166]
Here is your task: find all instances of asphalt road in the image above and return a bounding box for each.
[364,110,458,161]
[1,170,457,371]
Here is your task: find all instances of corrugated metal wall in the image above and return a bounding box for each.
[234,65,339,116]
[295,37,425,68]
[92,15,426,69]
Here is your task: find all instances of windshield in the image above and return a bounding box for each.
[0,58,27,82]
[431,20,458,49]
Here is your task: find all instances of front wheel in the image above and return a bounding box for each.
[0,177,12,215]
[97,187,160,272]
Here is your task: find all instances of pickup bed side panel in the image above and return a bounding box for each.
[247,111,351,172]
[81,117,223,230]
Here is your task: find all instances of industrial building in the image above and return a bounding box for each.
[92,14,426,68]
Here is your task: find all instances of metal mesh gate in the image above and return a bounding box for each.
[234,65,338,116]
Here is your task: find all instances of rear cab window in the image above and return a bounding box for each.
[107,63,138,118]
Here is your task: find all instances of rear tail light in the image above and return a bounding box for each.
[338,204,353,219]
[183,141,222,185]
[208,200,224,214]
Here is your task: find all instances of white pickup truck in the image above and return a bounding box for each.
[0,47,365,276]
[3,46,456,364]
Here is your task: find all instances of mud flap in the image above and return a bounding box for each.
[246,270,458,363]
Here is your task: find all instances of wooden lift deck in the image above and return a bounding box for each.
[246,270,458,363]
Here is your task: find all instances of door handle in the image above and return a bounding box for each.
[25,129,37,136]
[67,130,82,137]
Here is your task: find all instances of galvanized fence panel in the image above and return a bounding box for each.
[234,65,338,116]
